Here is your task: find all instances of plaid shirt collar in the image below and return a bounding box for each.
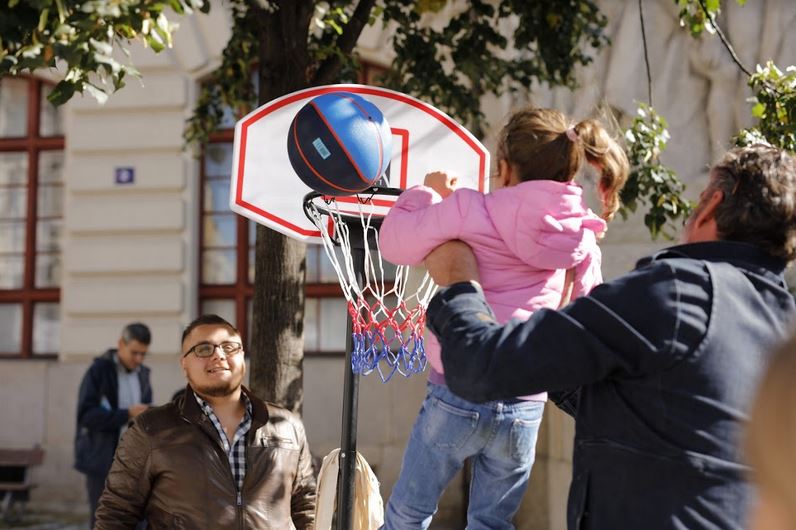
[194,392,253,493]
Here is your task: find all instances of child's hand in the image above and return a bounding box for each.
[424,171,459,198]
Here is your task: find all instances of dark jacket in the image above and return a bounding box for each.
[428,241,795,529]
[94,385,316,530]
[74,349,152,477]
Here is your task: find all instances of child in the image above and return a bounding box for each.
[378,107,629,529]
[746,332,796,530]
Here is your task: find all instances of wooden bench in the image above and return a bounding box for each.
[0,447,45,521]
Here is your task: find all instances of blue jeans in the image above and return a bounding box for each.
[384,383,544,530]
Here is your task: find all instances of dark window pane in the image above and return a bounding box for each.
[246,299,252,349]
[204,143,233,178]
[248,248,254,284]
[204,179,231,212]
[202,249,236,284]
[0,303,22,352]
[0,152,28,185]
[38,151,64,183]
[0,188,27,220]
[248,221,255,246]
[37,185,63,218]
[35,254,61,288]
[39,87,64,137]
[0,256,24,288]
[319,298,348,351]
[303,297,348,353]
[200,299,236,325]
[306,245,345,284]
[33,302,60,354]
[0,220,26,252]
[203,214,237,247]
[304,298,318,351]
[0,79,28,138]
[36,219,62,252]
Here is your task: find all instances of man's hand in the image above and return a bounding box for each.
[423,170,459,198]
[127,403,149,419]
[424,240,480,286]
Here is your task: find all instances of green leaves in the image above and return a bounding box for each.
[621,104,693,240]
[735,61,796,152]
[0,0,209,105]
[675,0,746,37]
[379,0,609,136]
[183,0,258,147]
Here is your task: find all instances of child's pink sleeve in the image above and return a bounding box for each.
[570,245,603,299]
[378,185,474,266]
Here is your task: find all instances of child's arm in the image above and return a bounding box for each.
[570,245,603,299]
[379,174,476,266]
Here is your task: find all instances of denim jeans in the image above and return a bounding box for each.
[384,382,544,530]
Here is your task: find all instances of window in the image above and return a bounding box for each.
[0,77,64,357]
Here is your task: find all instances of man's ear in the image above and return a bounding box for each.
[693,188,724,228]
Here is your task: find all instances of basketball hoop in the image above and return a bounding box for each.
[303,186,437,382]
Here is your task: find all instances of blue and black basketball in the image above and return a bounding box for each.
[287,92,392,196]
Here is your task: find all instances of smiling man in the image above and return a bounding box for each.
[95,314,316,530]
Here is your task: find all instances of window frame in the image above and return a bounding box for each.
[0,77,64,359]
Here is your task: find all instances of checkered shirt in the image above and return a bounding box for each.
[194,393,253,493]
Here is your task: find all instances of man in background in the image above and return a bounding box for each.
[74,322,152,528]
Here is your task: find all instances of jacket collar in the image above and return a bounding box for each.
[179,384,270,428]
[638,241,788,281]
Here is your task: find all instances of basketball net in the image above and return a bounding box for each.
[304,189,436,382]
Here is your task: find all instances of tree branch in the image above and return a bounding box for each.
[312,0,377,85]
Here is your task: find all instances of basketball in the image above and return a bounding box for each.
[287,91,392,196]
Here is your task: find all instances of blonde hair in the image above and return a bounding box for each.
[746,331,796,522]
[496,107,629,222]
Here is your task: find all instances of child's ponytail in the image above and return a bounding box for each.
[573,119,629,222]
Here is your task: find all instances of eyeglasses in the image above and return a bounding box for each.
[183,341,243,358]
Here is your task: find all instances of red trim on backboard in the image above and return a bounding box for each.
[392,128,409,188]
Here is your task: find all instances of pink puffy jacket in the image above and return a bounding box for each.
[379,180,607,399]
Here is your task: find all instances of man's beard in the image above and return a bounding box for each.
[189,369,244,398]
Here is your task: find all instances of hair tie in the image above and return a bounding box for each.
[565,126,578,142]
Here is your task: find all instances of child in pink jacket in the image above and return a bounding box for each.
[379,107,629,530]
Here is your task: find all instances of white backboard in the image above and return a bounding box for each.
[230,84,489,243]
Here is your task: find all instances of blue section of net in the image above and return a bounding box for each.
[350,330,427,383]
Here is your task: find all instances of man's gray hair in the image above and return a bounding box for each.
[711,144,796,262]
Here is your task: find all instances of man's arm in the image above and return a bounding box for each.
[76,365,129,432]
[427,256,692,403]
[94,420,152,529]
[290,420,317,530]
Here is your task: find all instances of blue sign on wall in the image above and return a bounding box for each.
[115,167,135,185]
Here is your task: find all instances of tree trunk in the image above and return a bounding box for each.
[249,1,314,413]
[251,227,307,413]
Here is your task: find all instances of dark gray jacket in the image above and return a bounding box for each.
[74,349,152,477]
[428,241,795,529]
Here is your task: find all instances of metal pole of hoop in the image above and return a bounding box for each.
[336,245,363,530]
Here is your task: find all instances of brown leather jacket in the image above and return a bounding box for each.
[95,386,316,529]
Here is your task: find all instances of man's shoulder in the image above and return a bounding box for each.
[85,350,116,375]
[134,401,182,433]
